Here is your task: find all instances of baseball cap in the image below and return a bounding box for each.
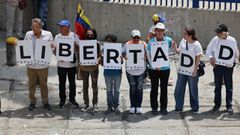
[131,30,141,37]
[215,24,228,33]
[57,20,70,28]
[155,23,165,30]
[152,14,166,23]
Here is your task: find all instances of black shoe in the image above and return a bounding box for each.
[28,103,36,111]
[191,109,199,114]
[69,100,79,108]
[84,105,89,110]
[43,103,51,111]
[211,106,220,113]
[227,108,233,115]
[175,109,183,114]
[152,109,158,115]
[105,107,113,114]
[160,109,168,115]
[59,100,65,108]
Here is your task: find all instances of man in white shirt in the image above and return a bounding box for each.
[24,18,53,111]
[206,24,239,115]
[54,20,80,108]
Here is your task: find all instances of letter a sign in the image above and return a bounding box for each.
[55,36,74,61]
[35,39,52,65]
[150,41,169,69]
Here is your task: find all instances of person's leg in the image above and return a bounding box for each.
[159,69,170,110]
[6,2,16,37]
[27,68,38,104]
[188,75,199,111]
[126,72,137,108]
[80,70,90,107]
[38,0,48,30]
[104,75,114,108]
[91,70,99,106]
[37,68,49,104]
[136,73,144,108]
[174,73,187,111]
[148,69,160,111]
[224,67,234,109]
[213,66,224,109]
[68,67,77,102]
[15,7,23,38]
[113,75,122,109]
[58,67,67,103]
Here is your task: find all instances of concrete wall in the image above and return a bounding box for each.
[1,0,240,49]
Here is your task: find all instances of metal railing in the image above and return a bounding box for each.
[99,0,240,11]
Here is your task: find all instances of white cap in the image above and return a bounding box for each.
[131,30,141,37]
[155,23,165,30]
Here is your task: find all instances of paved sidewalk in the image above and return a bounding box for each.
[0,30,240,135]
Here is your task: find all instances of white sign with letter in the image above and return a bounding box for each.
[150,41,169,69]
[215,40,235,67]
[55,36,74,62]
[103,43,122,69]
[79,40,98,65]
[126,44,145,70]
[35,39,52,65]
[16,40,34,64]
[178,49,195,76]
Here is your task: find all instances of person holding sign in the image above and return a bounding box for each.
[53,20,80,108]
[146,23,174,115]
[172,27,203,113]
[206,24,239,115]
[100,34,123,114]
[24,18,54,111]
[78,29,101,112]
[123,30,147,114]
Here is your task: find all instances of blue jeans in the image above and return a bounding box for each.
[174,73,199,111]
[104,75,122,108]
[213,65,234,109]
[126,72,144,108]
[38,0,48,30]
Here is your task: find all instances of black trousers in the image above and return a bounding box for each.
[213,65,234,109]
[58,67,77,102]
[148,69,170,110]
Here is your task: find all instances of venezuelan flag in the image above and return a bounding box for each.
[75,3,92,39]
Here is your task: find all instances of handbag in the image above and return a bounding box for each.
[18,0,27,10]
[186,42,205,77]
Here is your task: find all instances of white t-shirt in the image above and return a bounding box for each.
[24,30,53,69]
[148,25,155,34]
[55,32,80,68]
[206,36,239,63]
[179,39,203,56]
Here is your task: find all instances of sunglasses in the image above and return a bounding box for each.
[133,36,140,39]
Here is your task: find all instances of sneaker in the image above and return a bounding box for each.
[114,107,121,114]
[129,107,135,114]
[93,105,98,113]
[160,109,168,115]
[175,109,182,114]
[211,106,220,113]
[105,107,113,114]
[43,103,51,111]
[69,100,79,108]
[28,103,36,111]
[227,108,233,115]
[191,109,199,114]
[136,107,143,114]
[152,109,158,115]
[59,100,65,108]
[84,105,89,111]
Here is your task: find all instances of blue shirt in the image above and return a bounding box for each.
[146,36,172,71]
